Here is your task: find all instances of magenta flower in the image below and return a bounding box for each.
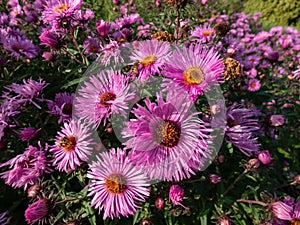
[50,119,95,173]
[39,30,59,48]
[163,44,224,101]
[25,199,50,224]
[122,91,212,181]
[270,115,284,126]
[0,142,52,189]
[41,0,83,24]
[272,201,293,221]
[83,36,101,54]
[191,24,216,43]
[47,92,74,123]
[225,102,260,156]
[87,148,150,219]
[74,70,135,127]
[96,19,111,37]
[3,36,39,58]
[208,174,222,184]
[155,197,164,210]
[257,150,272,165]
[19,127,39,141]
[169,184,186,207]
[0,211,8,225]
[130,39,171,82]
[248,79,261,92]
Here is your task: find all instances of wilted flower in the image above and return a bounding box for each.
[271,201,293,221]
[270,115,284,126]
[155,197,165,210]
[19,127,39,141]
[169,184,186,207]
[246,158,260,170]
[25,199,50,224]
[222,57,242,80]
[208,174,222,184]
[27,184,40,198]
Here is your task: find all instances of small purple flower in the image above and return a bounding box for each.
[3,36,39,58]
[0,211,8,225]
[25,199,50,224]
[19,127,39,141]
[248,79,261,92]
[208,174,222,184]
[0,142,52,189]
[83,36,101,54]
[257,150,272,165]
[96,19,111,37]
[169,184,186,207]
[191,23,216,43]
[47,92,74,123]
[270,115,284,126]
[39,30,59,48]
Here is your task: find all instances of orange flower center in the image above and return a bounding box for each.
[58,136,76,152]
[105,174,127,194]
[183,67,204,85]
[202,30,213,37]
[62,104,72,115]
[141,55,157,67]
[227,119,239,127]
[99,92,116,107]
[154,120,181,147]
[291,220,300,225]
[53,4,69,13]
[12,45,23,52]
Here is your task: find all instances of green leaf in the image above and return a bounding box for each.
[61,77,84,89]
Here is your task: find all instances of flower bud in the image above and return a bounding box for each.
[169,184,185,206]
[27,184,40,198]
[39,30,59,48]
[270,115,284,126]
[246,158,260,170]
[208,174,222,184]
[155,197,164,210]
[257,150,272,165]
[25,199,50,224]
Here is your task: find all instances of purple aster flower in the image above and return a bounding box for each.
[3,36,39,58]
[248,79,261,92]
[208,174,222,184]
[169,184,186,207]
[96,19,111,37]
[74,70,135,127]
[46,92,74,123]
[253,31,270,43]
[163,44,224,101]
[39,30,59,48]
[0,211,8,225]
[83,36,101,54]
[130,39,171,82]
[50,119,95,173]
[19,127,39,141]
[0,13,9,26]
[225,102,260,156]
[112,13,142,29]
[41,0,83,24]
[25,199,50,224]
[191,23,216,43]
[0,142,52,189]
[87,148,150,219]
[122,91,212,181]
[4,77,48,106]
[100,40,126,66]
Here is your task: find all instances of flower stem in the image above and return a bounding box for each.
[236,199,268,207]
[223,169,248,196]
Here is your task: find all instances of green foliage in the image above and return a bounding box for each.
[243,0,300,30]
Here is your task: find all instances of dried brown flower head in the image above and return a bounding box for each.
[152,31,175,43]
[222,57,242,80]
[214,22,230,37]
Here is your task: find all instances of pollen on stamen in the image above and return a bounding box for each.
[99,92,116,107]
[53,4,69,13]
[154,120,181,148]
[105,174,127,194]
[58,136,76,152]
[141,55,157,67]
[183,67,205,85]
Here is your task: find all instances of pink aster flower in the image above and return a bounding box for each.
[225,102,260,156]
[50,119,95,173]
[191,24,216,43]
[122,91,212,181]
[169,184,186,207]
[163,44,224,101]
[87,148,150,219]
[96,19,111,37]
[19,127,39,141]
[74,70,135,127]
[0,211,8,225]
[0,142,52,189]
[25,199,50,224]
[39,30,59,48]
[130,39,171,82]
[248,79,261,92]
[47,92,74,123]
[271,201,293,221]
[253,31,270,43]
[41,0,83,24]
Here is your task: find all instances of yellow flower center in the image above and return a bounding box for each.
[154,120,181,147]
[202,30,212,37]
[291,220,300,225]
[105,174,127,194]
[53,4,69,13]
[99,92,116,107]
[183,67,204,85]
[141,55,157,67]
[58,136,76,152]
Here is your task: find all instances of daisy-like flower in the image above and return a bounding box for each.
[74,70,135,127]
[3,36,39,58]
[130,39,171,82]
[191,24,216,43]
[47,92,74,123]
[169,184,186,207]
[100,40,126,66]
[225,102,260,156]
[25,199,51,225]
[87,148,150,219]
[50,119,95,173]
[41,0,83,24]
[248,78,261,92]
[163,44,224,101]
[122,91,212,181]
[0,142,52,190]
